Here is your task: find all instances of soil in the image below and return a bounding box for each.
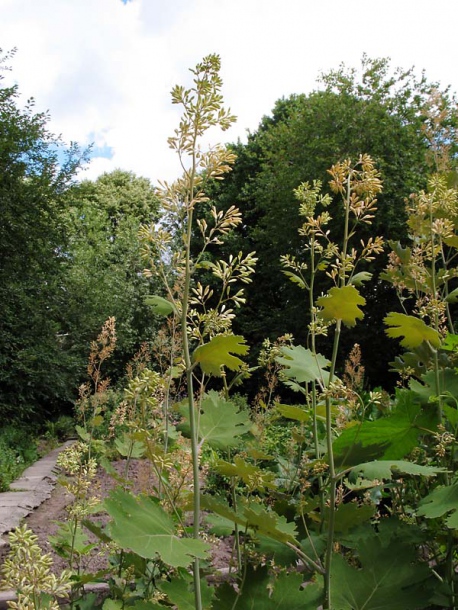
[16,459,233,578]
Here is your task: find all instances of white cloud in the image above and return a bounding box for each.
[1,0,458,184]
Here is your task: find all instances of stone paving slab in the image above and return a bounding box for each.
[0,440,74,538]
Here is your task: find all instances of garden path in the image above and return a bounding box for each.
[0,441,74,558]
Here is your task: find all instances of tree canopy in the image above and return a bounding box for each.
[62,170,161,378]
[0,49,88,418]
[208,55,458,388]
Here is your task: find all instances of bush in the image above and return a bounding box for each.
[0,425,39,491]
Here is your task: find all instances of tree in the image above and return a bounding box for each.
[209,55,458,389]
[61,170,161,381]
[0,49,88,419]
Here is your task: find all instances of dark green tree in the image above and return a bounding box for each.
[0,49,88,419]
[209,55,458,389]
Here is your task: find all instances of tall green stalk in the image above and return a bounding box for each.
[139,55,238,610]
[323,171,350,609]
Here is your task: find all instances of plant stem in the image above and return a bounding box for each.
[182,206,203,610]
[323,320,341,610]
[324,169,350,609]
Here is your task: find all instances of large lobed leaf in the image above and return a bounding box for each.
[417,481,458,528]
[179,391,252,449]
[105,489,210,567]
[316,285,366,327]
[350,460,445,481]
[192,334,249,376]
[333,391,437,467]
[216,567,323,609]
[158,572,214,610]
[410,367,458,405]
[384,312,441,349]
[200,495,298,545]
[199,391,252,448]
[216,456,277,491]
[332,535,432,609]
[277,344,330,385]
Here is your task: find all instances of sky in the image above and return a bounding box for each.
[1,0,458,185]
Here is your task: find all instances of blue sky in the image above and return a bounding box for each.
[1,0,458,183]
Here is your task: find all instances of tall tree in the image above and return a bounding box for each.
[209,55,458,388]
[61,170,161,379]
[0,49,87,419]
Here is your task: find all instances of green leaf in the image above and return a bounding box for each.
[215,457,277,491]
[128,602,162,609]
[277,345,330,385]
[332,535,432,609]
[349,271,372,286]
[384,312,441,349]
[192,334,249,376]
[316,285,366,327]
[256,534,298,566]
[275,403,309,422]
[443,234,458,249]
[216,566,323,609]
[105,489,210,567]
[444,404,458,428]
[350,460,445,481]
[179,391,252,449]
[389,342,436,378]
[417,482,458,528]
[445,287,458,304]
[200,496,297,544]
[103,601,123,610]
[333,392,436,466]
[144,295,176,316]
[410,368,458,405]
[243,503,298,545]
[442,332,458,351]
[159,573,214,610]
[282,270,306,289]
[332,502,376,533]
[75,424,91,442]
[114,433,145,458]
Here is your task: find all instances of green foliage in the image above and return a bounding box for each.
[158,572,215,610]
[0,49,88,419]
[216,568,323,609]
[6,51,458,610]
[316,285,366,327]
[332,534,432,609]
[200,495,297,544]
[350,459,445,480]
[105,488,210,567]
[276,345,330,385]
[275,403,310,422]
[417,480,458,528]
[0,425,39,491]
[206,55,456,388]
[384,312,442,349]
[63,169,161,380]
[144,295,177,316]
[180,390,252,449]
[410,368,458,404]
[333,391,437,466]
[215,457,277,491]
[192,334,249,376]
